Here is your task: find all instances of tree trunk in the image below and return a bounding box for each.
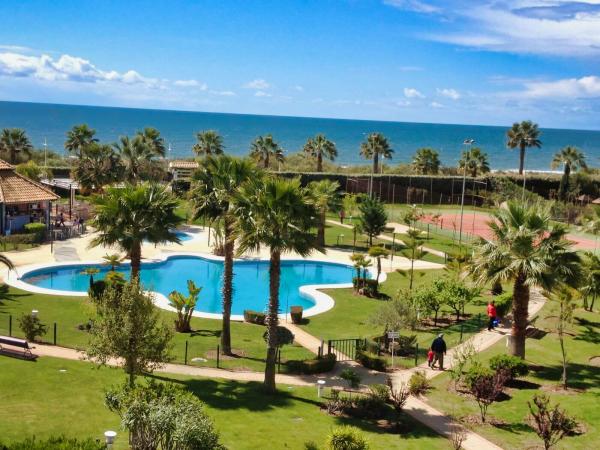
[518,145,525,175]
[317,211,326,247]
[264,248,281,394]
[264,153,269,169]
[130,241,142,281]
[221,216,235,355]
[409,246,415,290]
[317,152,323,172]
[510,273,529,358]
[373,152,379,174]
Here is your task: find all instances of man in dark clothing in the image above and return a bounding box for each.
[430,333,447,370]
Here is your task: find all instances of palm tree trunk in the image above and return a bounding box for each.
[373,152,379,174]
[317,211,326,247]
[559,302,568,389]
[317,152,323,172]
[264,154,269,169]
[264,248,281,394]
[510,273,529,358]
[130,241,142,280]
[221,216,235,355]
[518,145,525,175]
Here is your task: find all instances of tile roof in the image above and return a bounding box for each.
[0,159,60,204]
[169,160,199,169]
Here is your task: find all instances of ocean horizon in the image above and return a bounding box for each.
[1,100,598,171]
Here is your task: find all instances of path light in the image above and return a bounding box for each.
[31,310,38,318]
[104,431,117,449]
[317,379,326,397]
[458,138,475,249]
[336,234,344,246]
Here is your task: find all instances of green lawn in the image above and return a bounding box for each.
[301,270,491,368]
[0,286,314,373]
[425,301,600,450]
[0,356,451,450]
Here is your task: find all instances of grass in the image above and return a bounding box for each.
[426,300,600,450]
[0,356,452,450]
[0,286,314,373]
[301,270,491,368]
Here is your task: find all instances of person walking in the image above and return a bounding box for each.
[430,333,447,370]
[487,300,497,331]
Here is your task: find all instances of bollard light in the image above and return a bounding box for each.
[104,430,117,449]
[31,310,38,318]
[317,379,326,397]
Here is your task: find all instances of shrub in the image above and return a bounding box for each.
[408,370,431,396]
[18,313,47,342]
[23,222,46,242]
[489,354,529,379]
[290,305,303,324]
[243,309,266,325]
[263,326,295,347]
[286,353,336,374]
[356,350,388,372]
[494,292,513,318]
[387,377,410,430]
[0,435,104,450]
[325,426,369,450]
[528,394,577,450]
[464,362,495,389]
[470,369,510,423]
[368,384,390,403]
[361,279,379,297]
[340,368,361,389]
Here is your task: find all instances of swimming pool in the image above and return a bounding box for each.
[18,255,357,317]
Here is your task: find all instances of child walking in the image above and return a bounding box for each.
[427,348,434,368]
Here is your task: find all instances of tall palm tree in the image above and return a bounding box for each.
[136,127,166,158]
[193,130,224,157]
[65,124,98,158]
[458,147,490,177]
[412,147,440,174]
[72,143,121,193]
[91,183,183,279]
[0,128,33,164]
[303,134,337,172]
[114,135,159,184]
[551,146,587,201]
[307,179,341,247]
[249,134,284,169]
[468,202,580,358]
[191,155,257,355]
[360,133,393,174]
[234,177,320,393]
[506,120,542,175]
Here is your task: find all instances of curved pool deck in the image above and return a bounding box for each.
[5,252,385,321]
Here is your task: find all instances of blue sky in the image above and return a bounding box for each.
[0,0,599,129]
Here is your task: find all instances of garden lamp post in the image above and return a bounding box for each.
[104,431,117,449]
[458,138,475,249]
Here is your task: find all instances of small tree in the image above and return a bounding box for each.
[528,394,576,450]
[325,426,369,450]
[413,284,442,326]
[449,340,477,388]
[105,381,225,450]
[401,228,425,290]
[435,278,476,322]
[340,368,361,390]
[350,253,372,291]
[386,377,409,431]
[369,292,419,332]
[87,281,173,386]
[546,285,576,389]
[168,280,201,333]
[402,204,423,230]
[103,253,122,271]
[18,313,47,342]
[469,369,509,422]
[358,197,388,247]
[368,245,389,286]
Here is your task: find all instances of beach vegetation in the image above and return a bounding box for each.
[506,120,542,175]
[193,130,225,156]
[249,134,284,169]
[359,132,393,174]
[412,147,440,175]
[0,128,33,164]
[551,145,587,201]
[458,147,490,177]
[307,179,342,247]
[303,133,337,172]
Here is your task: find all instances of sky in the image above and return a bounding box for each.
[0,0,599,129]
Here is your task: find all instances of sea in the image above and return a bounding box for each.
[1,100,599,171]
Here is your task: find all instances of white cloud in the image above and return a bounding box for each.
[396,100,411,106]
[521,75,600,98]
[210,90,236,96]
[244,78,270,90]
[254,90,272,97]
[430,101,444,108]
[383,0,441,14]
[294,85,304,91]
[174,79,207,89]
[437,88,461,100]
[403,87,424,98]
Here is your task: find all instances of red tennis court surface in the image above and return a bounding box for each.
[420,211,597,251]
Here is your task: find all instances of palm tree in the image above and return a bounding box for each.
[136,127,166,157]
[103,253,123,271]
[65,124,98,158]
[581,251,600,311]
[468,202,581,358]
[360,133,393,174]
[234,177,320,393]
[249,135,284,169]
[551,146,587,201]
[458,147,490,177]
[307,180,341,247]
[191,155,257,355]
[506,120,542,175]
[72,143,121,193]
[303,134,337,172]
[114,135,160,184]
[0,128,33,164]
[91,183,183,279]
[193,130,224,157]
[412,147,440,174]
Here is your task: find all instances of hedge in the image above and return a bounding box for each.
[286,353,337,375]
[356,350,388,372]
[243,310,266,325]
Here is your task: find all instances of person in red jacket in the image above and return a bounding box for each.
[487,300,497,331]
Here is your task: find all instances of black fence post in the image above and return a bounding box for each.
[216,345,220,368]
[53,322,57,345]
[414,343,419,366]
[8,315,12,336]
[327,340,332,355]
[184,340,188,365]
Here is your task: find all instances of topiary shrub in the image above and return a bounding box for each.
[408,370,431,396]
[356,350,388,372]
[489,354,529,379]
[325,426,369,450]
[286,353,337,374]
[243,310,266,325]
[290,305,303,324]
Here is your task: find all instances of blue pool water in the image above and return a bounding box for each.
[20,256,355,315]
